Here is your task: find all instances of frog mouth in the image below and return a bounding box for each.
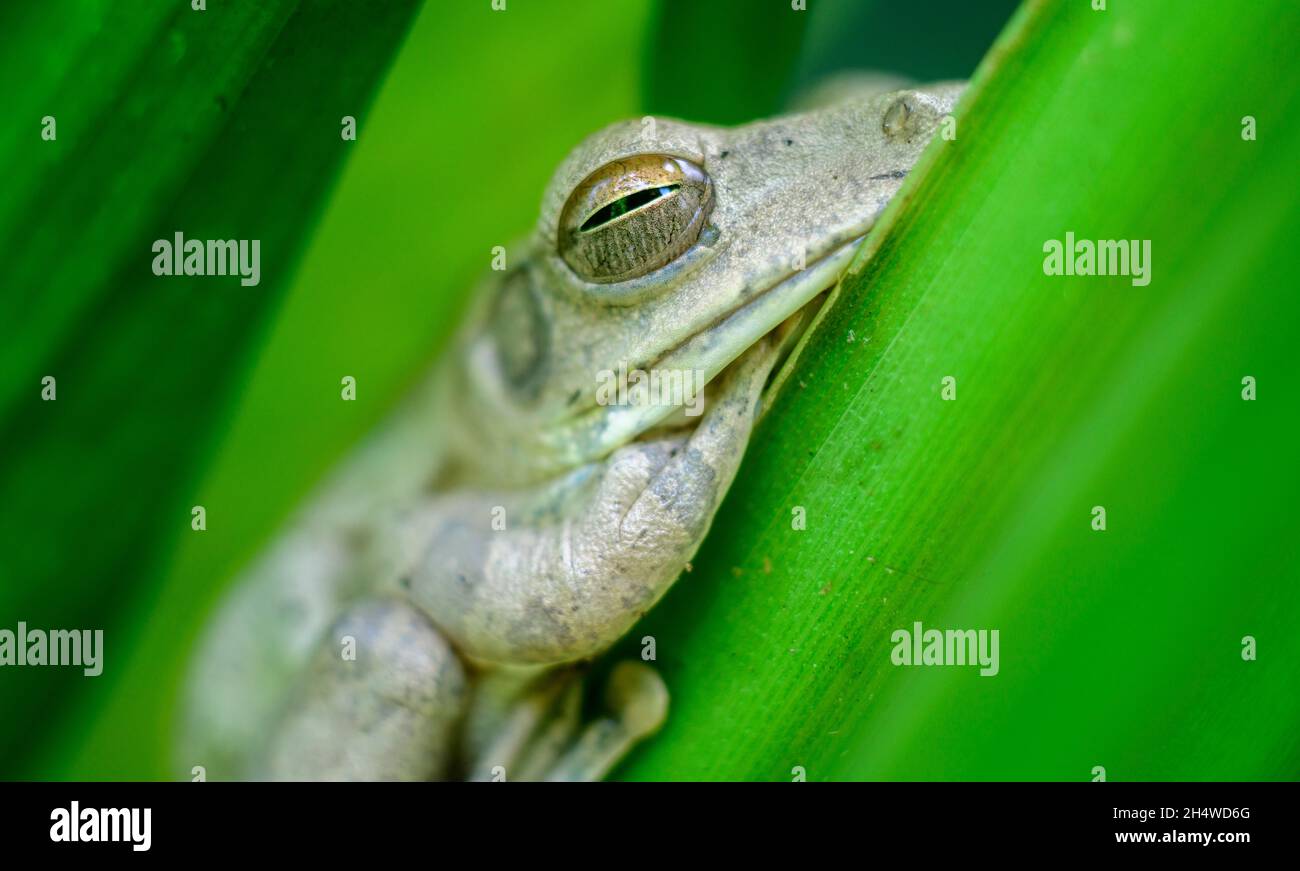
[584,234,866,447]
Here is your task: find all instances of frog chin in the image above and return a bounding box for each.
[584,234,866,448]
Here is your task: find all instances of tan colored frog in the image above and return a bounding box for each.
[180,80,963,781]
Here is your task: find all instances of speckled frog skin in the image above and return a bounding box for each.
[180,80,963,781]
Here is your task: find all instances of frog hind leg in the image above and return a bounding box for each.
[463,665,584,781]
[465,662,666,782]
[538,662,668,782]
[256,598,468,781]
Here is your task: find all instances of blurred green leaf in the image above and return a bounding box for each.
[618,0,1300,779]
[643,0,809,123]
[0,0,421,776]
[792,0,1019,92]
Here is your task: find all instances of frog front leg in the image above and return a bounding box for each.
[400,334,780,667]
[377,336,780,777]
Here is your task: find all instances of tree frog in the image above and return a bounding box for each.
[179,80,963,781]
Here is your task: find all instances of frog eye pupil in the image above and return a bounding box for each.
[580,185,680,232]
[558,153,714,285]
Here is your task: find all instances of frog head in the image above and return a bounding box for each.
[451,83,963,486]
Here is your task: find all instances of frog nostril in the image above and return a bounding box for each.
[882,98,915,139]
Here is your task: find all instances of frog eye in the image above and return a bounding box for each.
[558,154,713,284]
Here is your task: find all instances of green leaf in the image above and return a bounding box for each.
[618,0,1300,779]
[0,0,421,776]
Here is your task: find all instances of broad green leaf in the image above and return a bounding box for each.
[618,0,1300,780]
[0,0,422,776]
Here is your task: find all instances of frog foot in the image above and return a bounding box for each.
[468,662,667,782]
[540,662,668,781]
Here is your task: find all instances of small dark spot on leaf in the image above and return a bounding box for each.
[784,138,794,146]
[719,149,730,159]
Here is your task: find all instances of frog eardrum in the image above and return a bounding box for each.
[557,154,713,284]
